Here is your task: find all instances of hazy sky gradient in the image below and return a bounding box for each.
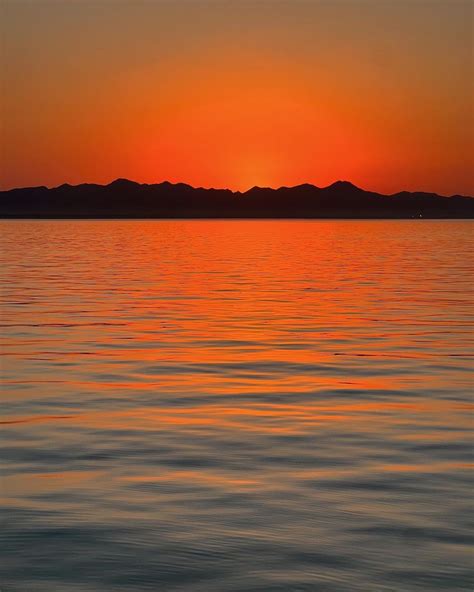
[1,0,473,193]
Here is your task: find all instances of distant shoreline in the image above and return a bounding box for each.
[1,179,473,219]
[2,216,473,221]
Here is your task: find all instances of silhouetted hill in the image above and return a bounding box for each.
[0,180,472,218]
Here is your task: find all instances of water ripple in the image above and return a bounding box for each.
[0,220,473,592]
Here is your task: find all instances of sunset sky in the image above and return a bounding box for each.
[1,0,473,194]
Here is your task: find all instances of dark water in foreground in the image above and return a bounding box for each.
[1,220,473,592]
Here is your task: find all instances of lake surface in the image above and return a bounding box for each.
[1,220,473,592]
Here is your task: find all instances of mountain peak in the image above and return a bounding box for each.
[108,178,140,188]
[244,185,273,194]
[157,181,193,190]
[326,180,361,191]
[293,183,318,190]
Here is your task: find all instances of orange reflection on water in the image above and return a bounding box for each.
[1,220,472,514]
[1,219,473,592]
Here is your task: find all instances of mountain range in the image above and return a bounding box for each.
[1,179,473,218]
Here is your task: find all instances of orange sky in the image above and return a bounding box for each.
[1,0,473,194]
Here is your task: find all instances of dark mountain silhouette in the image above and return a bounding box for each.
[0,180,472,218]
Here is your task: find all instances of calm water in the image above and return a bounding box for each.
[1,220,473,592]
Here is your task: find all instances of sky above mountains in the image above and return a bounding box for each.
[1,0,473,194]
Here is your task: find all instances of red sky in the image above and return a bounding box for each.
[1,0,473,195]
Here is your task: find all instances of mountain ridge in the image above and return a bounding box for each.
[1,179,472,218]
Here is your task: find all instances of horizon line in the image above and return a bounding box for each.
[1,178,472,199]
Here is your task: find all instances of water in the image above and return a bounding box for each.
[1,220,472,592]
